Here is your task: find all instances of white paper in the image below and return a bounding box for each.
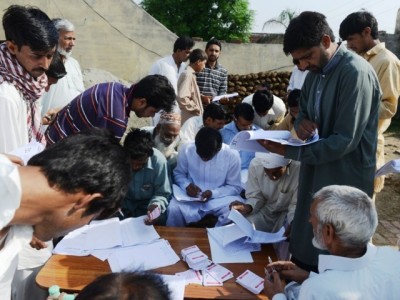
[375,159,400,177]
[172,184,202,202]
[175,269,203,285]
[207,231,253,263]
[212,92,239,102]
[108,239,180,272]
[201,195,241,211]
[236,270,264,294]
[83,218,122,250]
[160,274,186,300]
[8,140,45,165]
[120,216,160,246]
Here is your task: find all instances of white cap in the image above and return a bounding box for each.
[255,152,291,169]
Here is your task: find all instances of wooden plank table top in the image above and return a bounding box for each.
[37,226,276,299]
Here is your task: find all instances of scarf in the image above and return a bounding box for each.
[0,42,48,143]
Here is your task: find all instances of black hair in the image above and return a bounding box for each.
[206,38,222,51]
[132,75,176,112]
[234,102,254,121]
[283,11,335,55]
[189,48,207,64]
[195,127,222,160]
[287,89,301,108]
[45,51,66,79]
[75,271,171,300]
[123,128,154,160]
[2,5,58,51]
[173,36,194,52]
[28,128,131,217]
[252,90,274,114]
[203,102,225,122]
[339,11,379,40]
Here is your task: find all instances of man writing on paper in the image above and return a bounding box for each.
[264,185,400,300]
[259,12,381,272]
[166,127,242,227]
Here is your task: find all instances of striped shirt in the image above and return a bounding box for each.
[45,82,134,145]
[195,62,228,96]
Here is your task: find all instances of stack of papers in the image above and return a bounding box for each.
[204,263,233,283]
[175,269,203,285]
[181,245,210,270]
[53,217,180,271]
[375,159,400,177]
[229,129,320,153]
[236,270,264,294]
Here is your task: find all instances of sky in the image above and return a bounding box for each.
[250,0,400,36]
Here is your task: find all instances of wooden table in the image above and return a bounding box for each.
[37,226,276,299]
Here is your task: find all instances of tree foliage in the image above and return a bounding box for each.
[263,9,298,31]
[140,0,254,42]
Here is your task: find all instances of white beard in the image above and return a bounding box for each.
[312,225,328,250]
[154,134,179,159]
[58,47,72,57]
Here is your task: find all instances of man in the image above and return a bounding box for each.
[264,185,400,300]
[339,11,400,194]
[41,18,85,117]
[275,89,301,139]
[259,11,381,272]
[45,74,175,145]
[166,127,242,227]
[179,102,226,148]
[242,87,286,130]
[287,60,309,93]
[220,102,258,188]
[0,5,58,153]
[143,111,181,169]
[196,38,228,106]
[0,129,132,298]
[230,152,300,233]
[121,129,171,225]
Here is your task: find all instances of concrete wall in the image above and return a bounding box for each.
[0,0,292,82]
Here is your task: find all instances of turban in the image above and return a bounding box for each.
[159,111,181,125]
[255,152,291,169]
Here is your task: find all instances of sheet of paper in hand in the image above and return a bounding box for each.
[212,92,239,102]
[172,184,202,202]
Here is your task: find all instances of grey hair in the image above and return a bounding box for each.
[53,18,75,32]
[313,185,378,248]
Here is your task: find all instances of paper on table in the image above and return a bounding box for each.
[212,92,239,102]
[375,159,400,177]
[160,274,186,300]
[201,195,240,211]
[172,184,202,202]
[120,216,160,246]
[8,140,45,165]
[108,239,180,272]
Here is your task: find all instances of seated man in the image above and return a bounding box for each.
[142,111,181,170]
[166,127,242,227]
[220,102,258,188]
[242,85,286,130]
[274,89,300,139]
[0,129,131,298]
[230,152,300,233]
[179,102,226,149]
[264,185,400,299]
[121,129,171,225]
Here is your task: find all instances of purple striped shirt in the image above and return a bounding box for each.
[45,82,134,145]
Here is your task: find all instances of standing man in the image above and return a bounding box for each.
[41,18,85,117]
[0,5,58,153]
[339,11,400,194]
[259,11,381,272]
[196,38,228,107]
[45,75,175,145]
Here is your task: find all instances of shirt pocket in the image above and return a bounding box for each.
[140,184,154,199]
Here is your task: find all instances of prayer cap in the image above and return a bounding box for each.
[255,152,291,169]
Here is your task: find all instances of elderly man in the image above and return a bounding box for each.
[0,5,58,153]
[142,111,181,169]
[242,87,286,130]
[121,129,171,225]
[166,127,242,227]
[339,11,400,195]
[179,102,226,148]
[264,185,400,299]
[259,11,381,272]
[41,18,85,117]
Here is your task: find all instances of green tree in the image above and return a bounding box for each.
[140,0,254,42]
[263,9,297,31]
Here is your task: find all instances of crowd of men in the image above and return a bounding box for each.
[0,4,399,300]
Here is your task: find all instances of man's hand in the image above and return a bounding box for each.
[296,119,318,141]
[257,140,286,156]
[200,95,212,106]
[264,270,284,299]
[145,204,160,225]
[229,201,252,215]
[30,236,48,250]
[266,261,309,284]
[42,108,60,125]
[201,190,212,202]
[186,183,201,197]
[3,153,24,166]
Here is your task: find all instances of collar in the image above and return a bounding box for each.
[318,243,377,273]
[321,42,345,75]
[206,61,219,69]
[363,42,385,59]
